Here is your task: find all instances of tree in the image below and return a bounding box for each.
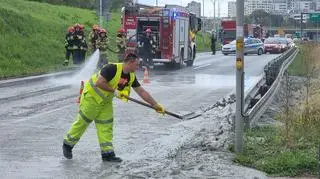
[249,10,270,26]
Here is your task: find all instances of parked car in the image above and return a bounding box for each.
[222,38,264,55]
[264,38,287,54]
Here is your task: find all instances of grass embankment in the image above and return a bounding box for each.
[234,43,320,177]
[0,0,120,79]
[0,0,212,79]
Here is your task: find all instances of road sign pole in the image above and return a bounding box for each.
[235,0,245,153]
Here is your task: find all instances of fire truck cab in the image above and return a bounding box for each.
[121,5,201,67]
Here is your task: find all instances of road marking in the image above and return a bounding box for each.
[193,64,211,70]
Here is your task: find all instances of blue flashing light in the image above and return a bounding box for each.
[173,12,177,19]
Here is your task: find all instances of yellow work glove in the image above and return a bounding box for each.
[153,103,165,115]
[114,90,129,102]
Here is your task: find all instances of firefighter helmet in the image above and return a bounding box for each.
[145,28,152,33]
[74,23,81,28]
[99,28,107,34]
[79,24,84,31]
[118,28,125,33]
[92,24,99,30]
[67,26,74,33]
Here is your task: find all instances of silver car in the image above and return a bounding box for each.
[222,38,264,55]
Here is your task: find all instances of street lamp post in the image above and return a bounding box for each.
[203,0,205,17]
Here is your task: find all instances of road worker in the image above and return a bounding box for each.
[62,53,165,162]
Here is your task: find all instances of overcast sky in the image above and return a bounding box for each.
[137,0,232,17]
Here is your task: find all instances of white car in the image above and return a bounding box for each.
[222,38,264,55]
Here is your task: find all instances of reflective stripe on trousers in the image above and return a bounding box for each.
[63,91,114,153]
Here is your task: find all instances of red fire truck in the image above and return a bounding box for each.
[220,20,264,44]
[121,5,201,67]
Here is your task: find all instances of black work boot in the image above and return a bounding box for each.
[62,143,73,159]
[101,152,122,162]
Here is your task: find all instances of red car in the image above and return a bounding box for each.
[264,38,288,54]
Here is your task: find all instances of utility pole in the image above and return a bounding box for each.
[235,0,245,153]
[211,0,216,29]
[217,0,220,18]
[156,0,158,6]
[203,0,205,17]
[99,0,103,27]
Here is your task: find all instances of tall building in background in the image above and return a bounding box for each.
[228,1,237,17]
[287,0,296,12]
[273,0,287,14]
[242,0,319,16]
[244,0,273,15]
[187,1,201,17]
[315,0,320,11]
[294,0,313,12]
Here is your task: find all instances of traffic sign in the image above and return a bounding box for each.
[309,13,320,22]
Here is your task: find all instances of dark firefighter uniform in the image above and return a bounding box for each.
[96,28,109,69]
[116,28,127,62]
[88,24,100,53]
[211,32,217,55]
[72,23,87,65]
[63,26,75,66]
[139,28,156,69]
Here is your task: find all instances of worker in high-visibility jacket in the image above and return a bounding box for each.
[62,53,165,162]
[116,28,127,62]
[96,28,109,69]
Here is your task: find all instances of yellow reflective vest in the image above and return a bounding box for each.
[84,63,135,104]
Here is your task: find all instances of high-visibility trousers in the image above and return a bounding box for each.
[63,91,114,155]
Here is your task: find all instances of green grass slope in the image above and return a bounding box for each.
[0,0,211,78]
[0,0,121,78]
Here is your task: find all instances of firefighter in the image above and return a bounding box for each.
[72,23,87,65]
[96,28,109,69]
[211,32,217,55]
[79,24,88,62]
[63,26,75,66]
[88,24,100,53]
[62,53,165,162]
[116,28,127,62]
[138,28,156,69]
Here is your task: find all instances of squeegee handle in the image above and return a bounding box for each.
[125,96,183,119]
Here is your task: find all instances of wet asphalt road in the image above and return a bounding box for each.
[0,52,280,178]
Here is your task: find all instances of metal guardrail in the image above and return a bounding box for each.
[243,46,299,128]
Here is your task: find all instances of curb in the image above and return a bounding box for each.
[0,70,76,88]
